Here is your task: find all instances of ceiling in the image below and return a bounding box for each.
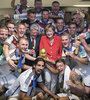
[0,0,90,8]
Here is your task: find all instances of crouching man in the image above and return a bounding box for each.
[56,59,85,100]
[5,58,61,100]
[46,58,85,100]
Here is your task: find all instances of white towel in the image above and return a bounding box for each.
[63,65,71,90]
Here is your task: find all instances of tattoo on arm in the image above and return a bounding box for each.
[72,75,82,85]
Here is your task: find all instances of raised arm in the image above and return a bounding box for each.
[79,33,90,56]
[25,54,36,61]
[11,0,16,9]
[46,63,58,74]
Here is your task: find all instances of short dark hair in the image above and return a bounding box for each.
[35,0,42,3]
[27,9,36,15]
[69,21,77,27]
[34,58,45,66]
[0,26,8,30]
[16,22,25,29]
[42,8,49,13]
[52,1,60,5]
[6,20,15,26]
[21,20,30,25]
[56,17,64,23]
[55,59,65,65]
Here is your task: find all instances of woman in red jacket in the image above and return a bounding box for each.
[39,24,62,93]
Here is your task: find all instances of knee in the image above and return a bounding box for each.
[37,92,44,100]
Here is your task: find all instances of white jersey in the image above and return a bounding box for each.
[5,68,43,97]
[4,34,18,49]
[9,48,25,77]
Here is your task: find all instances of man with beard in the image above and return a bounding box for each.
[5,58,60,100]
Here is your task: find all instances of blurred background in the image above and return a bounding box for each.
[0,0,90,20]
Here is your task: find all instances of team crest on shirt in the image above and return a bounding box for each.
[24,84,27,90]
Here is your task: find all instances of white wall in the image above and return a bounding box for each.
[0,0,89,19]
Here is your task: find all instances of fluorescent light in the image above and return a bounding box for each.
[73,5,90,7]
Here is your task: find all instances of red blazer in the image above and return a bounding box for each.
[39,34,62,61]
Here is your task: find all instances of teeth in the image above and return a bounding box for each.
[60,69,63,72]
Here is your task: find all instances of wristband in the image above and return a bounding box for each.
[6,57,10,61]
[32,96,37,100]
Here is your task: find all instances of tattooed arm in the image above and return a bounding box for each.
[66,71,85,96]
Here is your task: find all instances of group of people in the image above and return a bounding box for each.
[0,0,90,100]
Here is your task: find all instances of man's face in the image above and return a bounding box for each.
[17,24,26,38]
[56,19,64,32]
[7,23,15,35]
[20,0,27,7]
[42,11,49,22]
[61,36,70,48]
[19,39,28,53]
[69,24,76,36]
[28,13,36,23]
[30,29,38,39]
[52,3,59,14]
[73,13,82,25]
[0,29,8,42]
[56,62,65,75]
[35,1,42,11]
[35,61,45,76]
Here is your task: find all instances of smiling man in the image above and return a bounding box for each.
[0,37,29,90]
[3,23,26,69]
[55,59,84,100]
